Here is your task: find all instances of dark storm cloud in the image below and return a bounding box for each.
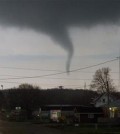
[0,0,120,72]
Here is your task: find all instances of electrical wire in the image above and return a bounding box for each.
[0,81,22,84]
[0,58,117,81]
[0,66,62,72]
[0,70,119,78]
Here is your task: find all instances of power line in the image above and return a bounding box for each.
[39,78,92,80]
[0,80,83,88]
[0,78,119,85]
[21,77,120,81]
[0,81,22,84]
[0,75,27,77]
[70,58,118,73]
[72,71,119,74]
[0,58,117,81]
[0,70,118,78]
[0,66,62,72]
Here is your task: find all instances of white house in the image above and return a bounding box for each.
[92,93,120,118]
[93,93,116,107]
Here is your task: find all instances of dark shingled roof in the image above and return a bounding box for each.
[40,105,103,113]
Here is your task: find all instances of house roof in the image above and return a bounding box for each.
[40,105,103,113]
[92,92,117,104]
[92,93,105,103]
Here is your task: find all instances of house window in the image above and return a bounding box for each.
[88,114,94,118]
[102,99,105,103]
[118,112,120,118]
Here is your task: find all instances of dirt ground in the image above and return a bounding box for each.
[0,120,70,134]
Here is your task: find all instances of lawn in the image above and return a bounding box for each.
[1,120,120,134]
[48,123,120,134]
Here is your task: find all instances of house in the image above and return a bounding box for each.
[92,93,120,119]
[33,105,104,123]
[104,100,120,118]
[74,106,103,123]
[92,93,116,107]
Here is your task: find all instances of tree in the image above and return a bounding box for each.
[90,67,115,93]
[18,83,40,90]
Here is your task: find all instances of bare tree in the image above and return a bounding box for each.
[18,83,40,90]
[90,67,115,93]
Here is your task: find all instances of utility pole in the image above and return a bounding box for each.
[107,81,110,118]
[117,51,120,90]
[1,85,3,90]
[118,50,120,89]
[84,82,86,90]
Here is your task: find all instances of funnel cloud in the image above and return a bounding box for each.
[0,0,120,71]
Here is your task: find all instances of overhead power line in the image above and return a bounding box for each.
[0,70,118,79]
[0,75,27,77]
[0,81,22,84]
[0,66,62,72]
[0,70,119,77]
[0,58,117,81]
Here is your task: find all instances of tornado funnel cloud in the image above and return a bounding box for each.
[65,39,74,73]
[66,50,73,73]
[0,0,120,73]
[51,29,74,72]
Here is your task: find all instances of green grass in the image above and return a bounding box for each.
[1,121,120,134]
[59,125,120,134]
[47,125,120,134]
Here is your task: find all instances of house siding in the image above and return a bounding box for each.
[34,105,104,123]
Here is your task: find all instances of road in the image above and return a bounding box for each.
[0,120,70,134]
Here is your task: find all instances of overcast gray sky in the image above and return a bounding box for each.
[0,0,120,90]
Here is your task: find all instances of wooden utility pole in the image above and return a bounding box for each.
[84,82,86,90]
[1,85,3,90]
[117,49,120,90]
[116,55,120,90]
[107,81,110,118]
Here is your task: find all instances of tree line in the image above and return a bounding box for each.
[0,84,98,111]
